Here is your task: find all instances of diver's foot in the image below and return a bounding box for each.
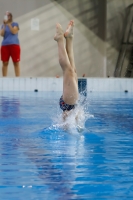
[64,20,74,38]
[54,23,64,41]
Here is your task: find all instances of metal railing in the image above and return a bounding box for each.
[114,4,133,77]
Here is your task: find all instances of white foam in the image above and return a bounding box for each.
[52,93,94,134]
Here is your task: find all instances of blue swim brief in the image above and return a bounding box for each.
[59,96,75,112]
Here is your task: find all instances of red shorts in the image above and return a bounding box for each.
[1,45,21,62]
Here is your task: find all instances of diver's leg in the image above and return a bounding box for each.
[54,23,78,105]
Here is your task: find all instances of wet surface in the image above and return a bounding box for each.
[0,92,133,200]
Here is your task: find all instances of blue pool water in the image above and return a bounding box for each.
[0,91,133,200]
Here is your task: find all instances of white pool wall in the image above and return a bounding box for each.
[0,78,133,92]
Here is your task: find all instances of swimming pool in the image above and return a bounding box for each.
[0,91,133,200]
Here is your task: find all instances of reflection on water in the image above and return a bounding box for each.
[0,97,20,118]
[0,92,133,199]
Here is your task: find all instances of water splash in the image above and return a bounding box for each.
[51,92,94,134]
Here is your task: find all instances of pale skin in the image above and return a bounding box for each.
[0,12,20,76]
[54,20,79,119]
[54,20,78,106]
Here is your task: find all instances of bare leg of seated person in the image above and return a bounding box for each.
[54,21,78,113]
